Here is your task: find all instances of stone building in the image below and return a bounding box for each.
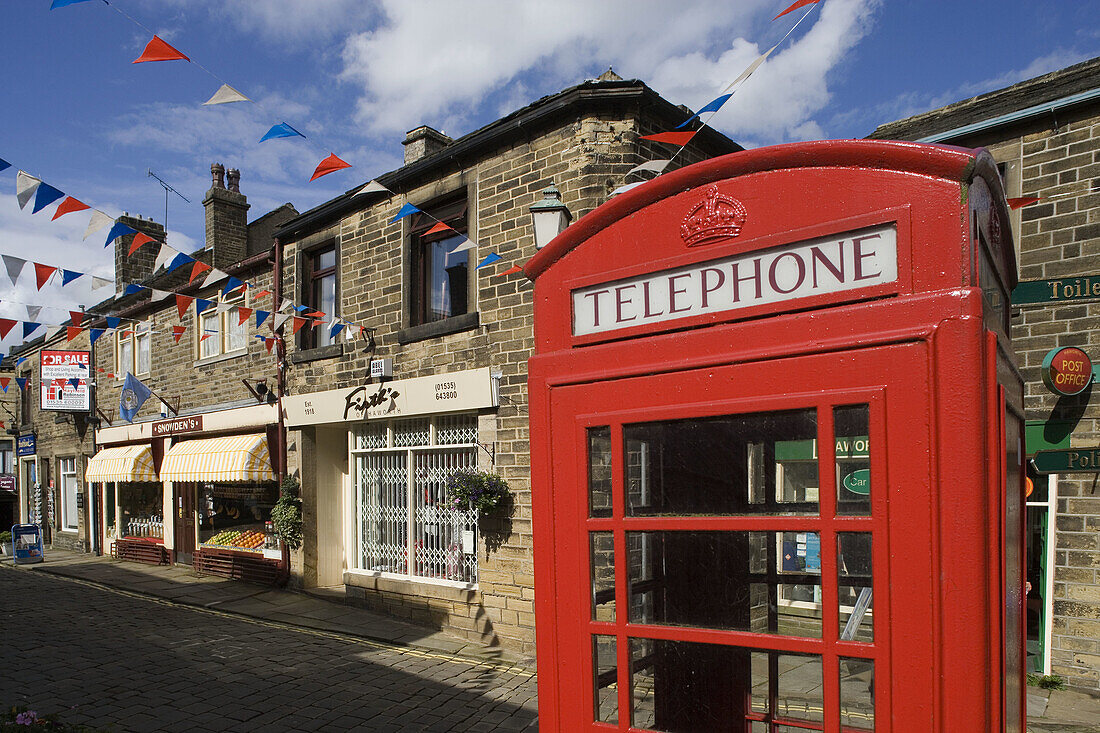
[871,55,1100,690]
[274,74,741,655]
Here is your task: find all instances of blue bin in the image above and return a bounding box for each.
[12,524,44,565]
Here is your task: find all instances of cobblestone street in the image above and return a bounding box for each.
[0,568,537,732]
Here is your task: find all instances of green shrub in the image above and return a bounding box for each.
[270,475,303,550]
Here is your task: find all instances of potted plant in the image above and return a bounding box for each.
[446,469,511,516]
[0,530,12,556]
[271,475,303,551]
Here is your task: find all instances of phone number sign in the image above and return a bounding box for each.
[40,350,90,412]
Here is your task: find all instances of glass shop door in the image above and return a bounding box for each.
[548,343,933,732]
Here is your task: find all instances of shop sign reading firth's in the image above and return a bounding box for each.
[572,223,898,336]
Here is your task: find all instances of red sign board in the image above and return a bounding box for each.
[1041,346,1092,396]
[40,350,91,412]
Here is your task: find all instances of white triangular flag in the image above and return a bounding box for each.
[216,300,234,314]
[627,160,671,176]
[44,326,62,342]
[350,180,391,197]
[148,288,171,301]
[203,84,250,105]
[273,313,292,330]
[279,299,293,313]
[153,244,174,272]
[448,237,476,254]
[16,171,41,210]
[202,268,228,290]
[3,255,26,286]
[610,182,646,197]
[25,305,41,321]
[84,211,114,240]
[90,276,112,290]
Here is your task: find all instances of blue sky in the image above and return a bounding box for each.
[0,0,1097,351]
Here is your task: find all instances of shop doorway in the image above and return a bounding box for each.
[173,483,196,564]
[1025,469,1056,674]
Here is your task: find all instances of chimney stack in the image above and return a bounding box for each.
[203,162,250,269]
[403,126,452,165]
[114,214,165,294]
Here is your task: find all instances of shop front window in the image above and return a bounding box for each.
[197,482,280,552]
[113,482,163,539]
[352,413,479,583]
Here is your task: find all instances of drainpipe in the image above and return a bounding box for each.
[272,237,287,481]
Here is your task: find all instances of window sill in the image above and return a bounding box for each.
[345,568,478,599]
[397,312,480,344]
[193,348,248,368]
[290,343,345,364]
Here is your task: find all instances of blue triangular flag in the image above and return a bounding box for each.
[0,157,10,173]
[106,317,121,329]
[255,310,270,328]
[259,122,305,142]
[675,93,734,129]
[51,0,96,8]
[195,298,214,314]
[31,182,65,214]
[22,322,41,339]
[222,277,244,295]
[0,381,7,393]
[89,328,105,346]
[68,378,80,389]
[15,377,27,391]
[390,202,420,224]
[15,357,26,367]
[475,253,503,269]
[119,372,153,423]
[61,269,83,286]
[294,304,309,312]
[104,221,138,248]
[329,322,346,339]
[124,284,146,296]
[166,252,191,273]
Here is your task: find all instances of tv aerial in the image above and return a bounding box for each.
[147,169,190,231]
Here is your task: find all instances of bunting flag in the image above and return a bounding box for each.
[50,196,88,222]
[16,171,41,209]
[255,310,270,328]
[153,244,174,272]
[128,232,156,256]
[123,284,146,296]
[195,298,214,314]
[774,0,819,20]
[68,378,80,389]
[175,294,194,320]
[675,93,734,129]
[66,327,82,342]
[33,263,57,290]
[202,267,227,289]
[291,316,308,335]
[133,35,190,64]
[424,222,454,236]
[476,253,502,270]
[627,160,671,176]
[189,260,212,284]
[199,334,213,343]
[105,317,121,329]
[260,122,305,142]
[237,307,253,326]
[15,358,26,368]
[222,277,244,295]
[448,238,476,254]
[0,319,15,339]
[149,288,171,302]
[22,322,41,339]
[1008,196,1041,210]
[4,255,26,286]
[203,84,250,105]
[265,338,275,354]
[391,202,420,223]
[44,326,62,341]
[61,270,83,286]
[25,305,41,321]
[91,276,112,290]
[351,180,391,197]
[89,328,105,346]
[104,221,138,247]
[640,131,697,146]
[0,378,8,392]
[273,313,292,330]
[279,299,293,312]
[69,311,85,327]
[293,304,309,312]
[84,210,113,240]
[723,44,779,93]
[494,265,524,277]
[0,158,8,173]
[310,153,352,181]
[166,252,192,273]
[31,182,66,214]
[253,289,271,299]
[50,0,96,8]
[172,325,187,343]
[329,322,346,339]
[15,377,27,391]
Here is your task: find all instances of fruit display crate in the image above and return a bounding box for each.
[193,545,284,585]
[113,538,169,566]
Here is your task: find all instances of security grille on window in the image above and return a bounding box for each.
[116,321,151,377]
[410,196,469,326]
[302,244,337,349]
[352,413,479,583]
[198,288,249,359]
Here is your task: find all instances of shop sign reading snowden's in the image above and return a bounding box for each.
[572,224,898,336]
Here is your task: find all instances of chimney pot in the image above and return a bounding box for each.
[227,168,241,193]
[211,162,225,189]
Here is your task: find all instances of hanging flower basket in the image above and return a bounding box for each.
[446,469,511,515]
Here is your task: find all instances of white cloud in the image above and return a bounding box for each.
[206,0,379,46]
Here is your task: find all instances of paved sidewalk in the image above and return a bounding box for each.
[0,547,530,670]
[1028,685,1100,733]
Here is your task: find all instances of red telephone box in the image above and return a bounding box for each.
[526,140,1024,732]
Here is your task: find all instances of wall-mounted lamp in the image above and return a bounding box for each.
[529,183,572,250]
[242,378,275,404]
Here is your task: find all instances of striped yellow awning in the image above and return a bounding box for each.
[160,433,275,482]
[85,445,157,483]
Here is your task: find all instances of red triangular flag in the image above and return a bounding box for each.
[176,294,194,321]
[493,265,524,278]
[310,153,352,182]
[304,310,325,318]
[128,232,155,256]
[425,222,454,236]
[640,131,697,146]
[774,0,819,20]
[237,307,253,326]
[265,338,275,354]
[0,378,9,392]
[66,327,82,342]
[0,319,15,339]
[133,35,190,63]
[52,196,90,221]
[69,311,85,327]
[254,289,271,299]
[34,262,58,290]
[1007,196,1041,210]
[291,316,308,335]
[122,330,134,338]
[172,325,187,343]
[107,373,115,379]
[189,261,212,284]
[199,334,212,344]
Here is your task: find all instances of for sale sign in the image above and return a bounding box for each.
[40,350,90,412]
